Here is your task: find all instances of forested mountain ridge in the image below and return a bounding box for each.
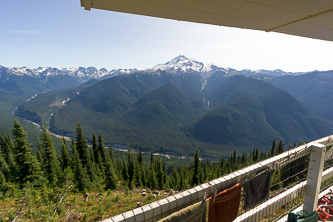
[186,75,333,154]
[266,71,333,122]
[15,70,333,157]
[2,56,333,157]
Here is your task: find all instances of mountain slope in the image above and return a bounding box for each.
[48,72,176,138]
[120,83,195,151]
[0,66,48,95]
[267,71,333,121]
[19,73,330,157]
[183,75,333,156]
[7,57,333,157]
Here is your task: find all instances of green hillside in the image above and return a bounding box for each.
[15,87,79,127]
[48,72,203,153]
[185,76,333,156]
[267,71,333,121]
[0,68,83,150]
[15,72,333,157]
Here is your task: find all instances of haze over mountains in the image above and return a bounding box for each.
[1,56,333,157]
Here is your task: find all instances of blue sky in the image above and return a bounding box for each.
[1,0,333,72]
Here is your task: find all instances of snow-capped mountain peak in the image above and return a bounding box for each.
[1,55,305,85]
[153,55,205,73]
[152,55,227,74]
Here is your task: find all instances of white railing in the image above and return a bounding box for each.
[102,135,333,222]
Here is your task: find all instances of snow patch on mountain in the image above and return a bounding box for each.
[152,55,227,74]
[0,55,306,83]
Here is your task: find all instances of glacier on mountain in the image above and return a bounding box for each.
[0,55,304,82]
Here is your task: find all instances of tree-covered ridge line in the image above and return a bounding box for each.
[0,119,308,221]
[15,72,333,158]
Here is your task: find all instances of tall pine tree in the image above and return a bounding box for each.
[42,125,60,185]
[275,139,284,156]
[192,147,200,186]
[75,122,97,183]
[12,119,43,185]
[91,134,99,164]
[270,139,276,157]
[105,160,118,190]
[60,137,71,170]
[0,133,16,182]
[71,137,91,191]
[127,145,135,188]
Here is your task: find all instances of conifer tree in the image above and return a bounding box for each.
[275,139,284,156]
[233,150,237,164]
[75,122,89,165]
[150,149,154,169]
[0,133,15,162]
[199,165,204,184]
[121,157,129,182]
[71,137,91,192]
[255,147,259,162]
[98,134,108,165]
[156,155,164,189]
[149,149,158,188]
[170,168,179,190]
[105,159,117,190]
[91,134,98,164]
[0,153,10,182]
[0,170,6,188]
[127,145,136,188]
[150,166,157,189]
[0,133,16,181]
[36,137,44,165]
[89,146,95,163]
[60,137,71,170]
[162,159,168,188]
[97,152,105,179]
[42,125,60,185]
[179,170,188,190]
[192,147,200,186]
[12,119,43,185]
[115,158,121,178]
[270,139,276,157]
[138,151,143,165]
[141,162,147,186]
[75,123,97,182]
[219,157,225,175]
[259,150,265,161]
[109,145,115,166]
[135,160,142,187]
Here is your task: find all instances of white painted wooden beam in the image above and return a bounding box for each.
[303,144,326,214]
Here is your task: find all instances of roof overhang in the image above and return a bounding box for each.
[81,0,333,42]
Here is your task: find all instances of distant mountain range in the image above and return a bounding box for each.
[1,56,332,157]
[0,55,306,83]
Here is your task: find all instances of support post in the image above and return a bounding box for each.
[303,143,326,214]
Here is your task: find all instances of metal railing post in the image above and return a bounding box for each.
[303,144,326,214]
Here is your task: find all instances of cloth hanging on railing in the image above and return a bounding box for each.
[158,199,207,222]
[243,168,271,210]
[208,183,242,222]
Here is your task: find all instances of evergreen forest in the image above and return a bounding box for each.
[0,119,309,221]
